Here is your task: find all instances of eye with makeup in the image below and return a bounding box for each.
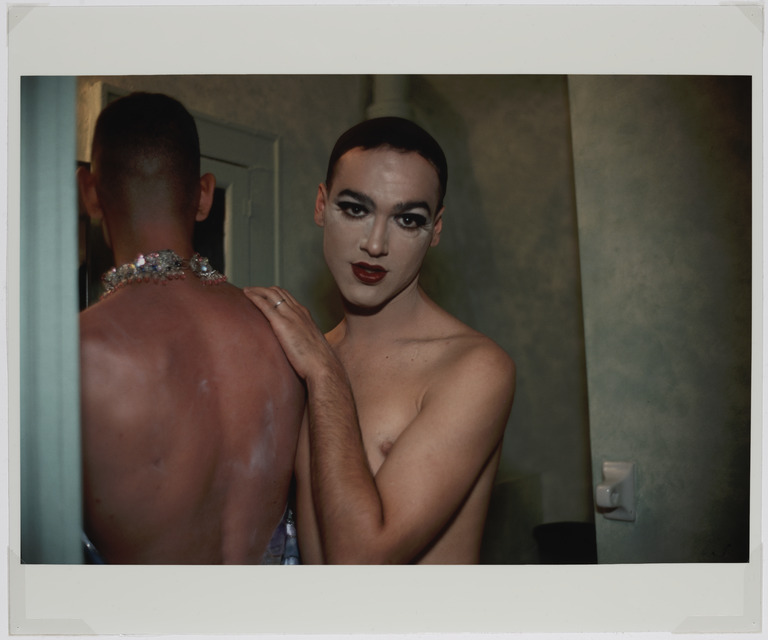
[337,201,369,218]
[395,213,429,230]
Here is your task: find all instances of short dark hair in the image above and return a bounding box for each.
[91,92,200,212]
[325,117,448,209]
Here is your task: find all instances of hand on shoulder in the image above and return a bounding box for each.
[243,286,343,381]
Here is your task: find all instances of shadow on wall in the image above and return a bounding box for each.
[480,478,598,564]
[309,265,344,333]
[480,476,542,564]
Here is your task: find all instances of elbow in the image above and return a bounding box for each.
[322,531,396,565]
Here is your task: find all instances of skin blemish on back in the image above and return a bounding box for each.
[248,442,269,474]
[227,401,277,478]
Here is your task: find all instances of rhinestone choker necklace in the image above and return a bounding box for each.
[101,249,227,299]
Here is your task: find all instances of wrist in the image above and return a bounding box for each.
[305,353,350,395]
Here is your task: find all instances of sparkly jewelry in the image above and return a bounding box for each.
[188,253,228,286]
[273,298,286,309]
[100,249,226,299]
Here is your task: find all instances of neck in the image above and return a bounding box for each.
[112,232,194,267]
[104,205,195,266]
[340,282,429,344]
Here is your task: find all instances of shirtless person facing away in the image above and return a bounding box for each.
[245,117,515,564]
[78,92,305,564]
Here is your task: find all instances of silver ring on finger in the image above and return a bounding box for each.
[273,298,286,309]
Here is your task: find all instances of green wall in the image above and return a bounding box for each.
[570,76,751,563]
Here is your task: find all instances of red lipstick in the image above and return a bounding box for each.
[352,262,387,284]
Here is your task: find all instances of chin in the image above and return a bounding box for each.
[337,285,392,314]
[340,291,387,313]
[342,299,386,316]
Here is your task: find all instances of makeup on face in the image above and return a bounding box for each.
[351,261,387,284]
[334,188,434,234]
[320,148,443,308]
[333,189,434,287]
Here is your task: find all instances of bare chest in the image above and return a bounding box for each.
[337,343,443,474]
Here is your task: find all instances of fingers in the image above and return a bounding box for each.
[243,286,302,315]
[265,287,300,308]
[243,288,283,319]
[243,287,273,314]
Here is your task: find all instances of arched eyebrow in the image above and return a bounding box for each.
[336,189,375,210]
[336,189,434,217]
[392,200,433,216]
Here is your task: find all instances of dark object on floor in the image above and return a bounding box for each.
[533,521,597,564]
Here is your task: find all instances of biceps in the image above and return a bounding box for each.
[379,372,511,502]
[373,402,506,549]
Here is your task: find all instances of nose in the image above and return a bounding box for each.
[360,215,389,257]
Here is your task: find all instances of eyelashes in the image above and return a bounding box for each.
[395,213,428,229]
[336,201,429,231]
[337,201,368,218]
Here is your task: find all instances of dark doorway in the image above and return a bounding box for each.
[192,186,226,274]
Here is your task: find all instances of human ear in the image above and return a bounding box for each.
[195,173,216,222]
[314,183,328,227]
[76,166,104,222]
[430,207,444,248]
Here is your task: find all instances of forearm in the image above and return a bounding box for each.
[305,362,386,563]
[240,286,405,562]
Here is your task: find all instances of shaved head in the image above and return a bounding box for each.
[91,92,201,220]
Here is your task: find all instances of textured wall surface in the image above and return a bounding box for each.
[570,76,752,563]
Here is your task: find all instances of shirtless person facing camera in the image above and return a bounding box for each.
[77,92,305,564]
[245,117,515,564]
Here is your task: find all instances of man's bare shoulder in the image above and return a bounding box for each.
[81,282,272,341]
[79,282,294,389]
[79,295,145,370]
[401,308,515,435]
[80,282,304,446]
[414,307,515,383]
[436,333,514,406]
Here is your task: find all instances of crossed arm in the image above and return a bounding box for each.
[244,287,515,564]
